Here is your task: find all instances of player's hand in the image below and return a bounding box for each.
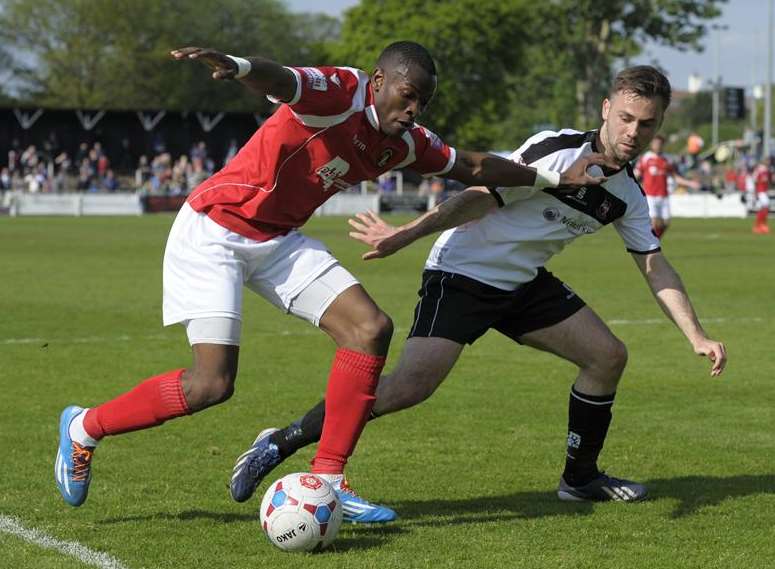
[171,47,238,80]
[348,211,409,260]
[558,152,620,188]
[693,338,727,377]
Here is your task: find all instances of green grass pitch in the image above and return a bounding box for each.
[1,214,773,568]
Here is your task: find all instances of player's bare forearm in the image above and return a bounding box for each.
[636,251,728,375]
[399,186,497,241]
[348,187,496,259]
[170,47,296,102]
[447,151,537,187]
[447,149,617,190]
[239,57,296,101]
[634,252,707,344]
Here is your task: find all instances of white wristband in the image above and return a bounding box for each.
[226,55,251,79]
[534,167,561,188]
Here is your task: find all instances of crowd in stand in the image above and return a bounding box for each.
[2,132,773,201]
[0,136,241,195]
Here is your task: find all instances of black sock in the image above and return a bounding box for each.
[562,386,616,486]
[269,400,382,458]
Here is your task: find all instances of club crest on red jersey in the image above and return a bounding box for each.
[377,149,393,168]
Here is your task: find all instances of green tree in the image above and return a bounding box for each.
[546,0,726,128]
[1,0,338,111]
[326,0,537,148]
[329,0,725,149]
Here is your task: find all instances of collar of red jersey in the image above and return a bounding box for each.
[365,105,380,131]
[364,84,380,131]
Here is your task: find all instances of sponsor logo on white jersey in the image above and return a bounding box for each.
[543,207,560,221]
[561,215,596,235]
[315,156,351,191]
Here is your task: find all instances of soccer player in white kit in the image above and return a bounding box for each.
[54,41,611,519]
[242,66,728,507]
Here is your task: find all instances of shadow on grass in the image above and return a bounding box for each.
[648,474,775,518]
[98,509,409,552]
[389,474,775,526]
[97,474,774,538]
[99,509,256,525]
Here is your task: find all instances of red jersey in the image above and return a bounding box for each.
[187,66,456,241]
[754,164,770,193]
[636,151,675,197]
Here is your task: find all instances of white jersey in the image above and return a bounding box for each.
[425,129,661,290]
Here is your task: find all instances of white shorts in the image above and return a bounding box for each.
[755,192,770,209]
[646,196,671,221]
[163,203,359,345]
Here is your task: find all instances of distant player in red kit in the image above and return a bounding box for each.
[635,134,698,238]
[752,160,771,234]
[54,41,611,520]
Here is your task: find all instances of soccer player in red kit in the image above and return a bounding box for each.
[55,41,610,521]
[635,134,698,238]
[752,160,771,234]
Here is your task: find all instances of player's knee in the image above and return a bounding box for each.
[183,369,237,410]
[584,338,628,381]
[351,310,393,349]
[603,339,628,379]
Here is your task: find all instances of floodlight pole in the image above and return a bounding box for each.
[765,0,773,159]
[712,27,720,148]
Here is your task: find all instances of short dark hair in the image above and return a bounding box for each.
[612,65,671,110]
[377,41,437,77]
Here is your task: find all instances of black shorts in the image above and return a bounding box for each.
[408,268,586,345]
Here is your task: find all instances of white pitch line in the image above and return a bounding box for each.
[0,515,130,569]
[0,330,319,345]
[0,316,764,346]
[607,316,763,326]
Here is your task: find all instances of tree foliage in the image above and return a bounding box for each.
[326,0,537,148]
[2,0,726,149]
[543,0,726,128]
[1,0,338,111]
[329,0,726,148]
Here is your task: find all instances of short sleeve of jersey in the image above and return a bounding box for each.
[267,66,360,116]
[613,192,661,254]
[408,126,456,176]
[490,131,571,206]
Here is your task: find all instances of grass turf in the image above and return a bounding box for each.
[1,214,773,568]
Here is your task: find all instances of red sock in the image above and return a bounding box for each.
[756,207,768,226]
[311,349,385,474]
[83,369,190,440]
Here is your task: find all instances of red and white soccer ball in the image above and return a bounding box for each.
[259,473,343,553]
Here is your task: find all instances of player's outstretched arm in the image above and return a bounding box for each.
[170,47,296,102]
[348,186,497,260]
[445,150,619,190]
[632,251,727,376]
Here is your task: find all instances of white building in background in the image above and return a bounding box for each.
[688,73,704,94]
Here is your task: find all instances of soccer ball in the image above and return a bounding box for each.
[259,473,343,553]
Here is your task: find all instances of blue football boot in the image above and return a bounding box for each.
[230,428,283,502]
[334,477,397,523]
[55,406,95,507]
